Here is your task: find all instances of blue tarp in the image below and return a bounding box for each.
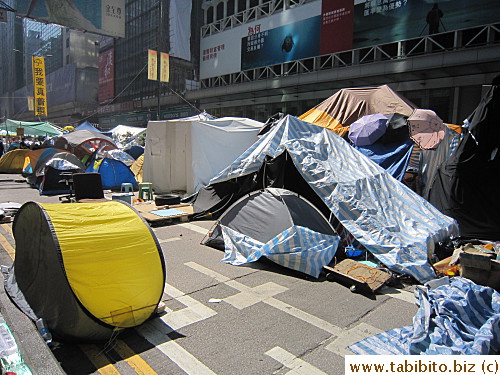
[349,277,500,355]
[355,139,414,182]
[221,225,340,278]
[210,115,458,283]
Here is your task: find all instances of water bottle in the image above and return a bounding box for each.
[35,318,53,347]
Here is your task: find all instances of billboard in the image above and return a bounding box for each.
[16,0,125,38]
[98,49,114,103]
[200,0,500,79]
[352,0,500,48]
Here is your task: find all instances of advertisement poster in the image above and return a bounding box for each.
[320,0,354,54]
[201,0,500,79]
[16,0,125,38]
[352,0,500,49]
[98,49,114,103]
[241,16,321,70]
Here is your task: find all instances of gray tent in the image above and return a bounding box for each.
[205,188,339,277]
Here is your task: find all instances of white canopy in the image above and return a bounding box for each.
[108,125,146,147]
[143,116,264,194]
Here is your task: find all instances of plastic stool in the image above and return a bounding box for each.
[138,182,153,200]
[121,183,133,193]
[112,193,133,204]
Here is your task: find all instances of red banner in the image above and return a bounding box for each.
[98,49,115,103]
[320,0,354,55]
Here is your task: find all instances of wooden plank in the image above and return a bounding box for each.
[324,259,391,293]
[133,202,193,224]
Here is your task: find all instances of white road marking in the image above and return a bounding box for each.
[160,284,217,331]
[224,282,288,309]
[158,237,182,244]
[185,262,342,336]
[137,322,217,375]
[177,222,209,235]
[378,285,415,304]
[265,347,328,375]
[325,322,383,357]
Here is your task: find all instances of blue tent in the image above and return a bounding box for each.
[86,158,138,190]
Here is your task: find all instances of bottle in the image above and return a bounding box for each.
[35,318,53,346]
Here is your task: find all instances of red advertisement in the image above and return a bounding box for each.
[320,0,354,54]
[98,49,114,103]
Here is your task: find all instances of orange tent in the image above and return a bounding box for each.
[299,85,416,138]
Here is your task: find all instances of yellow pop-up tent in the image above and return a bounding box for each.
[6,201,166,342]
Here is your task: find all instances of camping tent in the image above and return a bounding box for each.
[124,145,145,160]
[0,149,30,173]
[75,121,102,133]
[429,77,500,240]
[130,154,144,183]
[37,152,86,195]
[86,157,138,190]
[2,119,62,137]
[5,201,165,342]
[143,115,264,194]
[205,188,340,278]
[54,130,117,160]
[299,85,416,138]
[192,115,458,283]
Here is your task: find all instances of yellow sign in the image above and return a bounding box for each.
[147,49,158,81]
[160,52,170,83]
[32,56,47,116]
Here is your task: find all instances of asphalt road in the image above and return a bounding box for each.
[0,173,419,374]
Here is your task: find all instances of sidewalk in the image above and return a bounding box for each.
[0,174,65,374]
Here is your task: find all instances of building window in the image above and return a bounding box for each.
[66,38,69,48]
[207,6,214,23]
[66,54,70,64]
[216,2,224,20]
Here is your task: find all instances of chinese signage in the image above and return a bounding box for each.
[160,52,170,83]
[148,49,158,80]
[98,49,115,103]
[148,50,170,82]
[32,56,48,116]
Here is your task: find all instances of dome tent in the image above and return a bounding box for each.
[204,188,340,278]
[86,157,138,190]
[4,201,166,343]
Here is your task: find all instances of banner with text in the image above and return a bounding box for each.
[32,56,47,116]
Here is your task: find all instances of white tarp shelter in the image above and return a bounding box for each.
[108,125,146,147]
[143,115,264,194]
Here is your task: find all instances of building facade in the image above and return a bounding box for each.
[2,0,499,128]
[95,0,203,129]
[188,0,500,124]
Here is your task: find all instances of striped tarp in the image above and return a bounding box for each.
[210,115,458,283]
[349,277,500,355]
[220,225,340,278]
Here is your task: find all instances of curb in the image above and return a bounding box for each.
[0,225,65,375]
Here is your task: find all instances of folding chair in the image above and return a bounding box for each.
[72,173,109,203]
